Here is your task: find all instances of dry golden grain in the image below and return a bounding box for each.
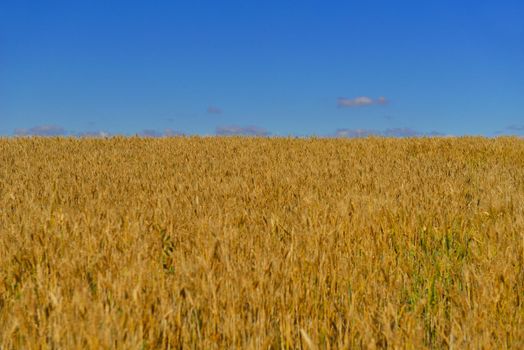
[0,136,523,349]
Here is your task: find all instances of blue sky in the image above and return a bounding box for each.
[1,0,523,137]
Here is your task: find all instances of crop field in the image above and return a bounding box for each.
[0,137,523,349]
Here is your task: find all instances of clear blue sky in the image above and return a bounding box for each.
[1,0,523,136]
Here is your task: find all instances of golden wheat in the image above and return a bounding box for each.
[1,136,523,349]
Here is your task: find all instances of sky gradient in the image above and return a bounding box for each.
[1,0,523,137]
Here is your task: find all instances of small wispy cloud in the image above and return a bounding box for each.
[12,124,186,137]
[138,129,164,137]
[216,125,271,136]
[164,128,184,137]
[383,128,421,137]
[507,124,524,132]
[138,129,185,137]
[335,128,445,138]
[77,130,110,137]
[376,96,388,105]
[207,106,223,114]
[14,125,67,136]
[335,128,377,137]
[337,96,388,108]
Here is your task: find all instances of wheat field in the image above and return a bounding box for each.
[0,137,523,349]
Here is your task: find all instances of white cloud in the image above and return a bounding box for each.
[164,128,184,137]
[137,129,185,137]
[207,106,223,114]
[335,128,377,137]
[337,96,388,108]
[138,129,163,137]
[376,96,388,105]
[14,125,67,136]
[507,124,524,132]
[216,125,271,136]
[335,128,445,138]
[77,130,110,137]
